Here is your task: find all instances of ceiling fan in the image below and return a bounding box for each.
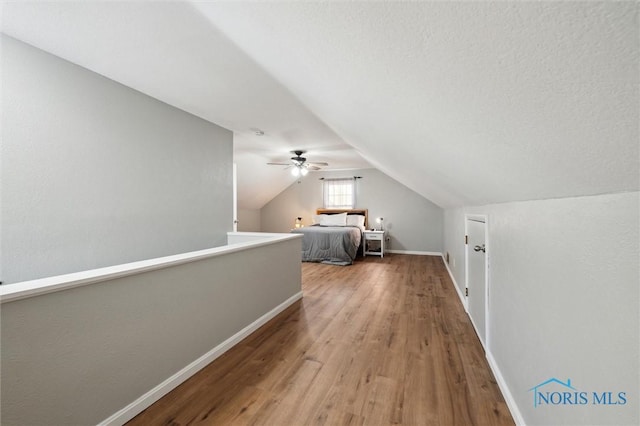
[267,150,329,176]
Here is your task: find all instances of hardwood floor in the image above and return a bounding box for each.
[128,254,514,426]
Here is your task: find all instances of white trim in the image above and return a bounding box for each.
[441,254,467,310]
[449,223,522,424]
[386,250,442,256]
[485,217,491,351]
[99,291,304,426]
[441,252,522,425]
[464,214,489,349]
[467,311,488,352]
[0,233,301,303]
[486,352,527,426]
[227,231,289,238]
[232,163,238,232]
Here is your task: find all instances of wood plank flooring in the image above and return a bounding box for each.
[128,254,514,426]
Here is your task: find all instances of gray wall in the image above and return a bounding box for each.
[443,191,639,425]
[238,208,262,232]
[1,35,233,283]
[1,236,302,425]
[261,168,443,253]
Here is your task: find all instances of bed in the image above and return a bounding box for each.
[291,209,368,265]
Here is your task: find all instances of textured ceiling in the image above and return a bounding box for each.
[0,1,371,210]
[2,1,638,209]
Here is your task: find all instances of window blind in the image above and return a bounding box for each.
[323,178,355,209]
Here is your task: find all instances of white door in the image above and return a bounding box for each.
[466,217,487,348]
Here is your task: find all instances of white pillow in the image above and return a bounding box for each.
[312,214,327,225]
[319,212,347,226]
[346,214,366,231]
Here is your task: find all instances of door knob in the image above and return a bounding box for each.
[474,244,486,253]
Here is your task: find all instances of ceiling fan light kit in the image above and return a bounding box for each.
[291,166,309,177]
[268,150,328,178]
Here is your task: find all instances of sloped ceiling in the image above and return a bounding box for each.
[2,1,638,209]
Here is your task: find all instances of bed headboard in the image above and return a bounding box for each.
[316,208,368,229]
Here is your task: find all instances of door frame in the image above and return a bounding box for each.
[232,163,238,232]
[464,214,490,351]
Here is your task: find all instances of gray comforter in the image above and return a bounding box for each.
[291,225,362,265]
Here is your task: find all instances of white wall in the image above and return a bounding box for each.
[237,208,262,232]
[443,192,639,425]
[261,168,443,253]
[1,236,302,425]
[1,35,234,283]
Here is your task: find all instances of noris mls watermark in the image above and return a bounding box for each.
[528,378,627,408]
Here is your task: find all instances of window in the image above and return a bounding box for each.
[323,178,355,209]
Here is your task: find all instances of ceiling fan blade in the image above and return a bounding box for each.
[267,162,291,166]
[306,162,329,167]
[306,165,322,171]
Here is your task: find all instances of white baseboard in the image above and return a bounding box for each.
[440,253,524,425]
[99,291,304,426]
[387,250,442,256]
[440,254,467,310]
[486,352,526,426]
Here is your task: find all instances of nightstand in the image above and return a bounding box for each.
[363,230,386,258]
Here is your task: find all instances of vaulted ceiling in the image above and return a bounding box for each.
[2,1,638,210]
